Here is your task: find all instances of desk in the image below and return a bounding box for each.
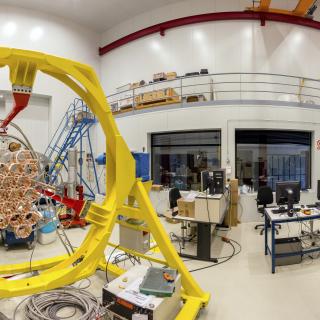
[195,191,228,223]
[264,206,320,273]
[164,212,217,262]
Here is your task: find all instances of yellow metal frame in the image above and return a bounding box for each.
[0,48,210,318]
[248,0,314,16]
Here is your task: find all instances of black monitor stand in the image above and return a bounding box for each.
[287,189,294,217]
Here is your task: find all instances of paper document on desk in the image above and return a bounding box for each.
[184,191,199,201]
[211,194,222,199]
[118,277,154,308]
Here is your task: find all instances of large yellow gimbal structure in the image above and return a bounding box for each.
[0,48,210,319]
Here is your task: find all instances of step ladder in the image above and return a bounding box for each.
[45,98,100,198]
[56,226,74,257]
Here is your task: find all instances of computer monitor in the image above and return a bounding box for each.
[276,181,301,206]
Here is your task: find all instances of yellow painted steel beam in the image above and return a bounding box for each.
[259,0,272,11]
[176,297,203,320]
[97,260,125,278]
[116,205,143,220]
[0,48,209,318]
[0,255,68,275]
[248,0,314,16]
[108,242,167,265]
[116,218,151,232]
[249,7,294,14]
[293,0,314,16]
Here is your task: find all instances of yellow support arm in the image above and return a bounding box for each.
[293,0,314,16]
[248,0,314,16]
[0,48,209,319]
[259,0,272,11]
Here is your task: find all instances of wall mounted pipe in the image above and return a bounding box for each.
[99,11,320,55]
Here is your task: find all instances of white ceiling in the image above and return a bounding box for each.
[0,0,183,32]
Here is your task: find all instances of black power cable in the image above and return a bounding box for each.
[189,241,236,272]
[188,237,241,272]
[105,245,119,283]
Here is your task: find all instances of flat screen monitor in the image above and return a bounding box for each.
[276,181,301,205]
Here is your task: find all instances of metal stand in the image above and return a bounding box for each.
[179,221,217,262]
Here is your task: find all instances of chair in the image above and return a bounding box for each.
[255,186,281,235]
[169,187,182,216]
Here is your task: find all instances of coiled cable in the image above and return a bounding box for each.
[14,287,102,320]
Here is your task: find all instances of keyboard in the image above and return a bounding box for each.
[271,207,301,214]
[306,203,320,209]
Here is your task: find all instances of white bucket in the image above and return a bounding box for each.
[37,230,56,245]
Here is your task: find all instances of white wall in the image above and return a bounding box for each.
[100,18,320,95]
[0,5,100,152]
[101,0,252,45]
[98,4,320,219]
[114,102,320,222]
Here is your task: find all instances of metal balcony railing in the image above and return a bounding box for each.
[106,72,320,114]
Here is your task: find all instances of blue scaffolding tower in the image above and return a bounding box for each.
[45,98,100,199]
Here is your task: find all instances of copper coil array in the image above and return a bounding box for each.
[0,150,41,238]
[14,224,32,239]
[0,214,8,229]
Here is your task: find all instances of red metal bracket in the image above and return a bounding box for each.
[0,92,30,129]
[40,189,85,215]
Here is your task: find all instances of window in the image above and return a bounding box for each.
[235,130,311,191]
[151,130,221,190]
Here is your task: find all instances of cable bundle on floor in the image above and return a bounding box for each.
[21,287,102,320]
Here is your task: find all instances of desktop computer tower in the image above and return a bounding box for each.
[212,169,225,194]
[275,237,302,266]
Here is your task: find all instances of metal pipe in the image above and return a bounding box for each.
[99,11,320,55]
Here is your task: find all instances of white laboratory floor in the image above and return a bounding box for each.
[1,218,320,320]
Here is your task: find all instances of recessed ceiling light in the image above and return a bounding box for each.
[151,40,161,51]
[30,27,44,41]
[3,22,17,37]
[194,30,204,41]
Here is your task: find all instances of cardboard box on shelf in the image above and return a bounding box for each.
[153,72,166,81]
[130,82,140,89]
[177,198,195,218]
[142,91,154,102]
[166,72,177,80]
[151,184,163,192]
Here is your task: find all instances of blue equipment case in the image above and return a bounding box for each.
[95,151,150,182]
[131,152,150,182]
[3,229,35,250]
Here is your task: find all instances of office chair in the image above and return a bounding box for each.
[255,186,281,235]
[169,187,182,216]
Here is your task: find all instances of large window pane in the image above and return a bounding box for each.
[152,131,221,190]
[235,130,311,191]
